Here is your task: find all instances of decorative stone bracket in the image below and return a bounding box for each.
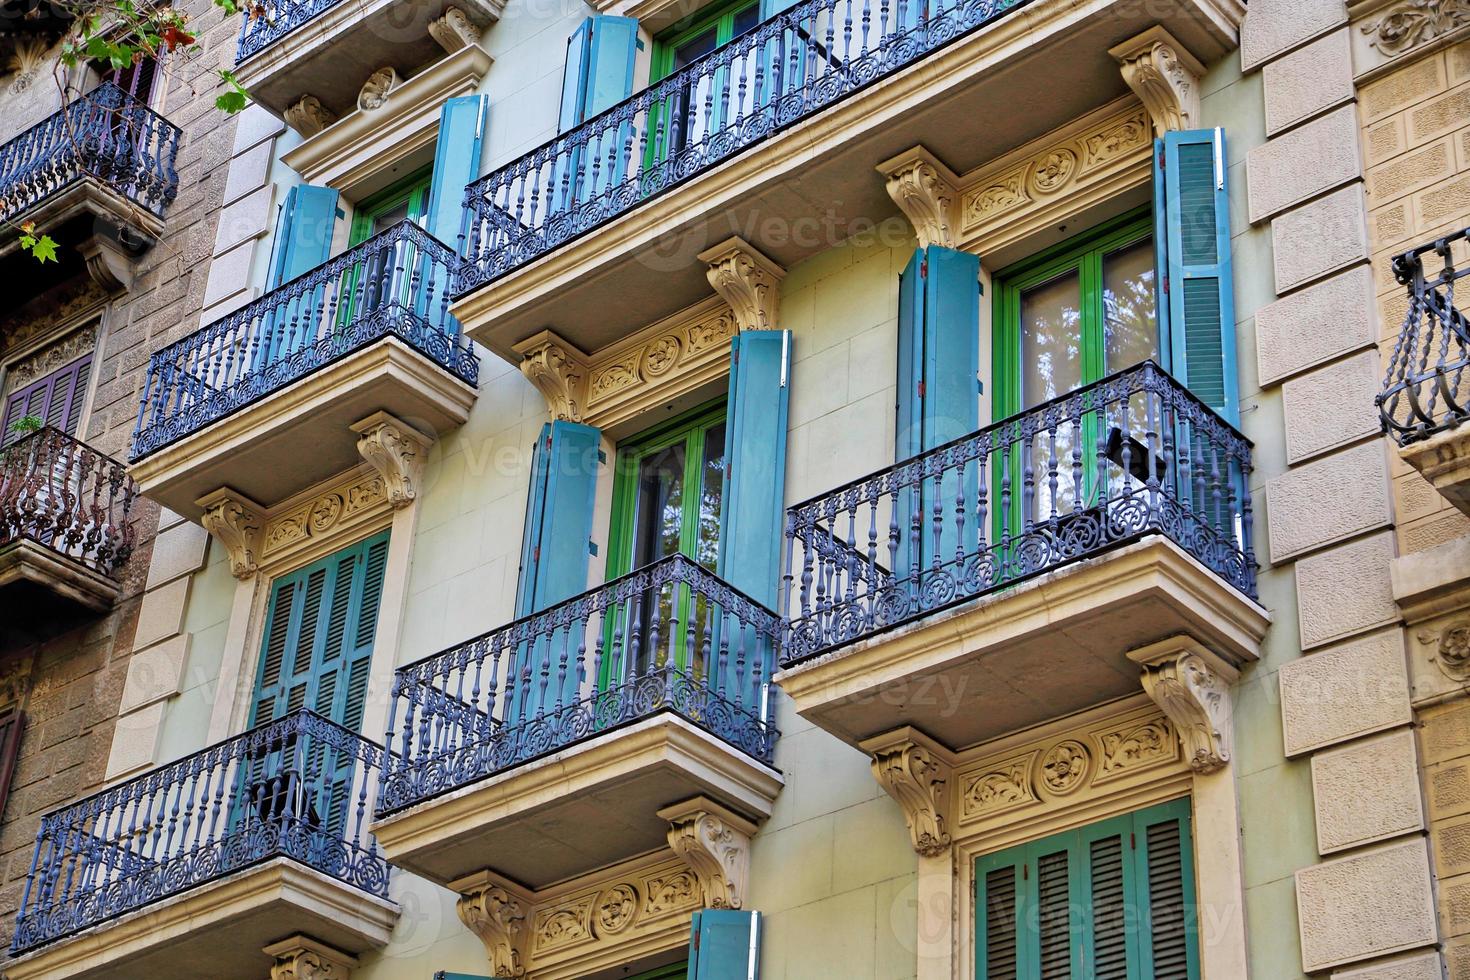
[659,796,757,910]
[196,487,265,579]
[514,330,592,423]
[429,5,483,53]
[698,237,785,333]
[265,935,358,980]
[877,146,962,249]
[1129,636,1239,774]
[284,94,338,137]
[1109,26,1206,138]
[454,870,533,978]
[352,411,435,508]
[861,727,955,857]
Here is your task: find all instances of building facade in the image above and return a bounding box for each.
[0,0,1466,975]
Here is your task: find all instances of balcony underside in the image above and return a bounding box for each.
[4,859,397,980]
[774,536,1269,753]
[371,714,782,891]
[1399,422,1470,517]
[0,539,119,615]
[453,0,1240,360]
[129,338,475,520]
[0,180,165,297]
[233,0,503,118]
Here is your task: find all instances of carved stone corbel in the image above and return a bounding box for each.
[284,94,338,137]
[698,237,785,333]
[659,796,757,910]
[1128,636,1239,774]
[264,935,357,980]
[877,146,962,249]
[351,411,434,509]
[79,233,136,292]
[513,330,591,422]
[357,67,399,112]
[860,727,954,857]
[1108,27,1206,138]
[453,870,532,978]
[196,488,265,579]
[429,6,483,52]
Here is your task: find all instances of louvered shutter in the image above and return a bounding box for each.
[1156,129,1238,426]
[1135,805,1198,979]
[975,851,1023,980]
[688,909,760,979]
[2,353,92,444]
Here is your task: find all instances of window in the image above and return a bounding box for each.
[2,353,92,446]
[975,799,1198,979]
[348,168,433,247]
[649,0,761,159]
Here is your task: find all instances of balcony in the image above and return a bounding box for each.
[451,0,1240,359]
[232,0,504,119]
[774,361,1268,752]
[0,82,180,292]
[0,428,137,618]
[128,220,479,519]
[5,710,396,980]
[1380,228,1470,515]
[372,554,782,891]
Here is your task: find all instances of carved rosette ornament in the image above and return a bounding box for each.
[352,412,434,508]
[284,94,338,137]
[1419,621,1470,681]
[514,330,591,422]
[1109,27,1205,138]
[659,797,757,910]
[878,147,961,249]
[196,488,265,579]
[264,936,357,980]
[861,728,954,857]
[1129,638,1239,775]
[456,876,531,978]
[698,237,785,333]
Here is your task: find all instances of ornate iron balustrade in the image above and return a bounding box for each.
[377,553,780,815]
[1380,227,1470,445]
[0,427,137,579]
[236,0,346,61]
[455,0,1029,294]
[130,220,479,460]
[0,82,180,226]
[781,360,1258,665]
[10,709,389,955]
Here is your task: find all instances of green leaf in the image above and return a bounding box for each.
[29,235,58,264]
[215,70,250,114]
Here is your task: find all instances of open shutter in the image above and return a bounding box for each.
[2,353,92,443]
[0,710,25,820]
[1156,129,1238,425]
[559,17,639,129]
[515,420,601,617]
[689,909,760,980]
[559,19,594,131]
[269,184,340,289]
[427,95,487,255]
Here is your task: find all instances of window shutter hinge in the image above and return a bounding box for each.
[1130,832,1136,850]
[1023,863,1029,881]
[597,449,607,465]
[1163,275,1170,296]
[920,258,928,278]
[588,540,598,556]
[533,546,540,562]
[1157,148,1165,169]
[917,380,927,398]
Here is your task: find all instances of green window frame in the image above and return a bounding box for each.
[975,798,1200,980]
[347,166,434,247]
[604,400,728,683]
[650,0,761,82]
[646,0,761,164]
[627,962,690,980]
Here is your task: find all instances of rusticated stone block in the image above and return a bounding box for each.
[1361,54,1447,122]
[1416,172,1470,229]
[1365,116,1407,166]
[1256,267,1376,386]
[1311,729,1423,853]
[1438,814,1470,879]
[1248,106,1362,222]
[1295,531,1399,649]
[144,520,209,590]
[1241,0,1347,71]
[1443,871,1470,938]
[1267,441,1391,561]
[1281,351,1384,463]
[118,635,189,714]
[1294,838,1437,972]
[1280,629,1412,755]
[1409,82,1470,145]
[1430,759,1470,822]
[1368,137,1455,204]
[1332,951,1444,979]
[1423,699,1470,765]
[1272,185,1370,293]
[132,576,190,651]
[1264,29,1354,136]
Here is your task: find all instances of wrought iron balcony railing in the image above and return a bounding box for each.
[1380,227,1470,446]
[0,427,137,580]
[10,709,389,955]
[0,81,180,227]
[780,360,1258,665]
[455,0,1029,295]
[377,553,780,816]
[130,220,479,460]
[236,0,344,61]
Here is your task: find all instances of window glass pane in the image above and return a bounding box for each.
[674,27,719,68]
[1020,270,1082,410]
[1102,237,1158,373]
[732,3,760,38]
[633,442,687,570]
[371,200,411,236]
[697,422,726,570]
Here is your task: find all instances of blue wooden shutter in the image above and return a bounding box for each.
[515,420,601,616]
[1156,129,1238,425]
[269,184,339,289]
[559,19,594,131]
[2,353,91,444]
[559,17,639,130]
[427,95,487,254]
[689,909,761,979]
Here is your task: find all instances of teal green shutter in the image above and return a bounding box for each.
[269,184,339,288]
[515,420,602,617]
[1156,129,1238,425]
[974,799,1199,980]
[559,17,639,129]
[558,19,593,131]
[427,95,487,254]
[689,909,761,979]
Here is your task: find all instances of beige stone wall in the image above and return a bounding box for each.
[0,0,247,946]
